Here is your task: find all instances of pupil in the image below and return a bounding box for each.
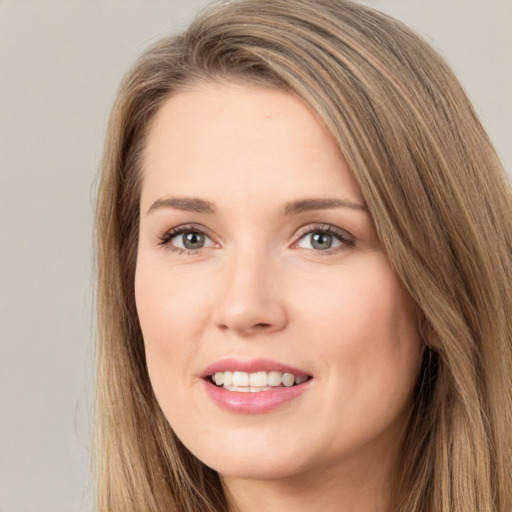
[183,231,204,249]
[311,232,332,250]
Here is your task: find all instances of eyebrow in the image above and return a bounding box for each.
[147,197,215,215]
[282,198,368,215]
[146,196,368,216]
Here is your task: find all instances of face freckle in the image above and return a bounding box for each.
[135,81,423,487]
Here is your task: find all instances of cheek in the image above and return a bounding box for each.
[134,259,213,398]
[291,261,422,458]
[293,256,422,403]
[135,256,212,337]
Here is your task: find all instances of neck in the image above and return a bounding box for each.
[222,442,400,512]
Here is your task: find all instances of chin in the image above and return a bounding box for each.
[207,454,311,481]
[178,426,325,482]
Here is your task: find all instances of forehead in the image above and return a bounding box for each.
[140,82,363,210]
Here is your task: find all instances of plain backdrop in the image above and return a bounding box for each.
[0,1,510,511]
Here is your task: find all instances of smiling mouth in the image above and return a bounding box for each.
[210,370,311,392]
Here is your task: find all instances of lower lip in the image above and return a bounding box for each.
[202,379,312,414]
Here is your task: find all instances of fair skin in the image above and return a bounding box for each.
[135,82,423,512]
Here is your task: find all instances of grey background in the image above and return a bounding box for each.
[0,1,510,511]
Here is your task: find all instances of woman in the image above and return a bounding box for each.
[94,0,512,511]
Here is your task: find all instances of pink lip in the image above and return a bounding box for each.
[200,357,309,378]
[202,380,311,414]
[200,358,313,414]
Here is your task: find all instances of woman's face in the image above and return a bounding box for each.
[135,82,423,483]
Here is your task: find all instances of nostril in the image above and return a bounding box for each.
[254,323,272,329]
[215,321,275,335]
[213,299,288,335]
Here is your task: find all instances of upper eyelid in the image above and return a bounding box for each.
[294,223,354,241]
[165,223,212,235]
[160,222,351,237]
[158,223,215,245]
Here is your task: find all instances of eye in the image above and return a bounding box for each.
[295,225,354,252]
[158,225,216,253]
[175,231,208,250]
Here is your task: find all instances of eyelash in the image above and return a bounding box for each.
[157,223,355,255]
[294,224,355,254]
[157,223,213,255]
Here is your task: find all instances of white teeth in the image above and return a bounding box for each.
[224,385,250,392]
[223,371,233,386]
[232,371,249,387]
[223,385,273,392]
[295,375,308,385]
[282,373,295,387]
[267,371,282,386]
[249,371,267,387]
[210,370,309,391]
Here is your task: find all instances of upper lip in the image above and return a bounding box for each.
[200,357,310,378]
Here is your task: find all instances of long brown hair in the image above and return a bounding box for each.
[94,1,512,510]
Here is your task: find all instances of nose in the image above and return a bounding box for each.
[213,250,288,336]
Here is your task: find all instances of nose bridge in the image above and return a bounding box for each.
[214,240,287,335]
